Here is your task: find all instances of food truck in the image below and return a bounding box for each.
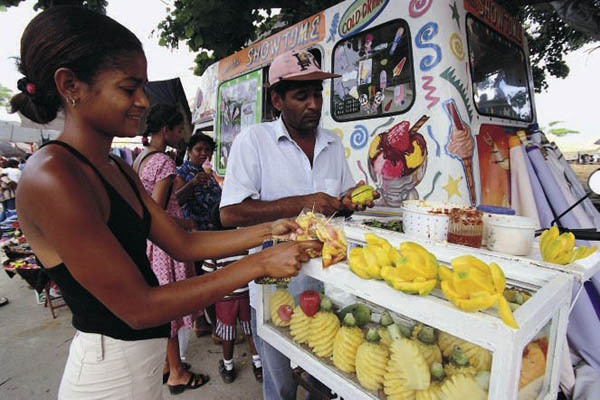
[191,0,600,398]
[192,0,536,213]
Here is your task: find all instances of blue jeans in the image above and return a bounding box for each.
[251,275,329,400]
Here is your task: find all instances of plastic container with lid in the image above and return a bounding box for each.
[477,205,516,245]
[486,214,538,256]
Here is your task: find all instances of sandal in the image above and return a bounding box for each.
[162,362,191,384]
[168,372,210,395]
[0,297,8,307]
[253,364,263,382]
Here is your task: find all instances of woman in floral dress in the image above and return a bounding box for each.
[134,104,204,391]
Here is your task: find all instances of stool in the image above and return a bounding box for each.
[44,281,67,318]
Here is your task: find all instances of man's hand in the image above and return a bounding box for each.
[305,192,343,216]
[340,180,380,212]
[256,240,323,278]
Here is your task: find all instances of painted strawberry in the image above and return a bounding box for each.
[299,290,321,317]
[277,304,294,322]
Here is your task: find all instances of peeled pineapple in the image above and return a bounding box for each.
[444,346,478,377]
[378,310,395,348]
[333,313,365,373]
[438,331,492,372]
[290,305,312,344]
[386,324,431,390]
[379,327,393,348]
[415,362,445,400]
[412,324,443,367]
[269,284,295,327]
[439,373,486,400]
[306,296,339,358]
[415,383,442,400]
[383,372,417,400]
[308,310,340,358]
[355,329,389,391]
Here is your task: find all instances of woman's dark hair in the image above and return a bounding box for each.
[142,104,183,146]
[10,6,143,124]
[187,132,216,152]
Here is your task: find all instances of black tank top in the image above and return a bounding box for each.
[40,141,169,340]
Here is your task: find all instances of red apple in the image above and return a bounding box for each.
[277,305,293,322]
[299,290,321,317]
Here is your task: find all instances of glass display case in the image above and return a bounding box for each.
[256,223,573,399]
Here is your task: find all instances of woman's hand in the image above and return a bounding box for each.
[192,171,211,186]
[257,240,323,278]
[270,218,302,238]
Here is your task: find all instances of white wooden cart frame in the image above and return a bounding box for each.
[257,224,574,400]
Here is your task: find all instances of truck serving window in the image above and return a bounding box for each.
[466,15,533,122]
[215,69,262,175]
[331,19,414,122]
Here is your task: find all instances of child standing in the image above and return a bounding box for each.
[211,254,263,383]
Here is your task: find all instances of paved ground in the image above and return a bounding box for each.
[0,270,264,400]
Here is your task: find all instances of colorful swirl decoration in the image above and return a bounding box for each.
[449,33,465,61]
[415,22,441,71]
[350,125,369,150]
[409,0,433,18]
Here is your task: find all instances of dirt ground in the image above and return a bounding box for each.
[0,270,264,400]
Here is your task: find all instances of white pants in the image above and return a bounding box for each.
[58,331,166,400]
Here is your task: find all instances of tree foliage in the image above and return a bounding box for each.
[0,0,106,12]
[2,0,597,91]
[157,0,598,92]
[543,121,580,137]
[0,84,12,107]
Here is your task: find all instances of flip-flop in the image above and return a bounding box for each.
[168,372,210,395]
[162,362,191,384]
[0,297,8,307]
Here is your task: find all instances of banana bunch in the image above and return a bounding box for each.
[381,241,439,296]
[539,226,597,265]
[439,255,519,329]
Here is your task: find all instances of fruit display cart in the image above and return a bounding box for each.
[256,223,574,400]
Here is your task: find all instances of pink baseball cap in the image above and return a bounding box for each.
[268,50,340,87]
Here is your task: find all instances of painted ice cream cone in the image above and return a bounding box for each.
[445,101,475,205]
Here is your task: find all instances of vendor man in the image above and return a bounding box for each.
[220,49,375,400]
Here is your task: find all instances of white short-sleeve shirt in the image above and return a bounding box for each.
[220,117,356,307]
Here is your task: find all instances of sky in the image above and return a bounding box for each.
[1,0,599,152]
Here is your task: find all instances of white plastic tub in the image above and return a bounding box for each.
[486,215,538,256]
[400,200,467,242]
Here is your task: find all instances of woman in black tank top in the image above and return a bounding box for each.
[11,7,322,399]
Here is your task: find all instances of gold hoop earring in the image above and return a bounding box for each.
[66,97,78,108]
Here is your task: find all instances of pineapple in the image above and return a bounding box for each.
[332,313,365,373]
[307,296,340,358]
[386,324,431,390]
[269,283,294,327]
[438,331,492,372]
[444,346,478,377]
[411,324,443,367]
[355,328,390,391]
[379,327,393,348]
[439,373,486,400]
[290,305,312,344]
[416,362,445,400]
[378,310,395,348]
